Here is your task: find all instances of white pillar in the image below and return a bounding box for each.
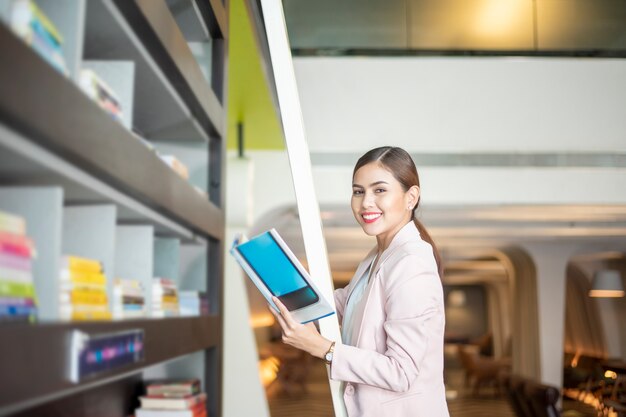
[521,242,581,388]
[223,157,270,417]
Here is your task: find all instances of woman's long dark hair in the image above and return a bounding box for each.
[353,146,444,279]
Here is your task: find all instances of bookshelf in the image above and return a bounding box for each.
[0,0,227,416]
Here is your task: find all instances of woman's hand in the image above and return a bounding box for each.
[269,296,333,359]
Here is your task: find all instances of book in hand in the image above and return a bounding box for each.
[230,229,335,324]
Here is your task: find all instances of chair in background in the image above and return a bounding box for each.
[458,344,511,396]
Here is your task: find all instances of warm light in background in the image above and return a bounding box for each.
[474,0,525,37]
[250,313,275,328]
[448,289,467,307]
[604,370,618,379]
[258,356,280,387]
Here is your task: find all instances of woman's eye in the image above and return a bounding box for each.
[352,190,363,196]
[375,188,386,193]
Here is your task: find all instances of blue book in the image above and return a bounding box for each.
[231,229,334,324]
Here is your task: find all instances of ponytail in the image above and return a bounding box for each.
[413,218,444,280]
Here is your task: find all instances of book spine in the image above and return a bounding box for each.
[60,269,106,285]
[0,296,35,306]
[65,310,112,321]
[61,256,102,273]
[0,252,32,271]
[61,290,108,305]
[0,266,32,283]
[0,303,37,317]
[0,211,26,235]
[26,0,63,44]
[0,232,35,258]
[0,280,35,298]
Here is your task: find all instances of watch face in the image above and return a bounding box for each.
[325,352,333,362]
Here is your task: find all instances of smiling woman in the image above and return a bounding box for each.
[270,146,449,417]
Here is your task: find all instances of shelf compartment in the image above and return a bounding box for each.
[125,0,225,133]
[83,0,223,141]
[0,315,220,416]
[0,23,224,240]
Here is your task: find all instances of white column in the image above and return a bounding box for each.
[521,242,581,388]
[222,157,270,417]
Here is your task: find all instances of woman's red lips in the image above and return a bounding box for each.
[361,212,382,224]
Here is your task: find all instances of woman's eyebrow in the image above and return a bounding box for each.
[352,181,388,188]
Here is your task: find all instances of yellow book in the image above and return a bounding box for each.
[65,289,108,305]
[27,0,63,44]
[61,255,102,274]
[71,310,112,321]
[159,295,178,305]
[60,269,106,286]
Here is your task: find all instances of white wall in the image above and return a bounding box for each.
[293,57,626,153]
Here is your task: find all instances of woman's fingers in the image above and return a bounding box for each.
[268,302,288,330]
[272,296,298,328]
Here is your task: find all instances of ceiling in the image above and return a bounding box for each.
[283,0,626,55]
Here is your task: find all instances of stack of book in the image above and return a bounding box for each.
[0,210,37,322]
[178,291,209,317]
[59,256,112,321]
[8,0,68,75]
[112,278,146,320]
[78,69,124,124]
[136,379,207,417]
[151,278,179,318]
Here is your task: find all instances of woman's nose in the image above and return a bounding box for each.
[362,192,375,208]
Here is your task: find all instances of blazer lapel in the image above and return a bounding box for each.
[344,247,377,302]
[352,221,421,347]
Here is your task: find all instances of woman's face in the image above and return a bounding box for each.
[351,162,418,240]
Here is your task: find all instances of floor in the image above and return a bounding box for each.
[266,360,598,417]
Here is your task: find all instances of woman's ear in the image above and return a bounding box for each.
[407,185,420,210]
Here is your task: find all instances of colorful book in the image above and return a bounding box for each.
[0,303,37,317]
[0,296,35,307]
[10,0,63,44]
[0,251,33,271]
[0,211,26,235]
[0,265,33,283]
[0,280,35,298]
[0,232,35,258]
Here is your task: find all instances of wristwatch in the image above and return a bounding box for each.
[324,341,335,365]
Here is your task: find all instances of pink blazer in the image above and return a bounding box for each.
[332,221,449,417]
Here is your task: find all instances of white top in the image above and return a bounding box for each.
[341,255,377,345]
